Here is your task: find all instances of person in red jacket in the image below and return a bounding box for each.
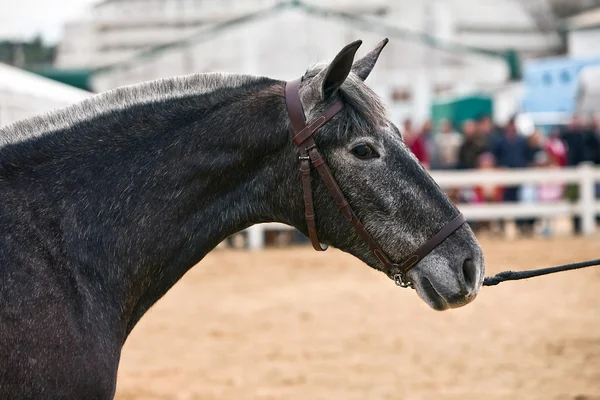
[472,152,504,203]
[470,152,504,235]
[402,118,429,169]
[545,127,567,167]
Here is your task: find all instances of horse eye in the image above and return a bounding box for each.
[351,144,378,159]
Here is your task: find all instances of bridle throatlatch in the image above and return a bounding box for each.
[284,78,466,288]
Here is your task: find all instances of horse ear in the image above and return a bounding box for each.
[351,38,389,81]
[319,40,362,99]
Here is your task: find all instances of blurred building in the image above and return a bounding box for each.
[523,58,600,118]
[0,63,91,128]
[56,0,562,69]
[519,6,600,123]
[565,6,600,58]
[566,7,600,115]
[52,0,569,123]
[56,0,285,68]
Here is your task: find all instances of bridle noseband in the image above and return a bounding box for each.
[285,78,466,288]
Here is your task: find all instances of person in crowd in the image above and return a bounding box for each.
[420,119,439,169]
[457,119,485,169]
[533,150,564,237]
[584,115,600,165]
[518,130,548,235]
[455,152,503,234]
[434,119,463,170]
[403,118,429,168]
[476,114,497,139]
[472,152,504,203]
[545,127,568,167]
[583,115,600,223]
[488,116,533,235]
[477,114,503,153]
[526,130,544,163]
[488,117,531,169]
[561,115,592,234]
[561,115,588,166]
[472,152,504,235]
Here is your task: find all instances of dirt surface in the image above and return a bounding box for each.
[115,236,600,400]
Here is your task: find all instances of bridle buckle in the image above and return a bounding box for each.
[394,273,413,288]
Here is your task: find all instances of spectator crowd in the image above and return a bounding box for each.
[402,114,600,236]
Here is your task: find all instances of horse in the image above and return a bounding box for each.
[0,39,484,399]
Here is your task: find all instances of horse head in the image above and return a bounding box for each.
[284,39,484,310]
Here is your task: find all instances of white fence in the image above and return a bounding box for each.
[244,163,600,250]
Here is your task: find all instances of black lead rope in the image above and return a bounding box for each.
[483,258,600,286]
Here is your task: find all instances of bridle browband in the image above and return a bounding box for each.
[285,78,466,288]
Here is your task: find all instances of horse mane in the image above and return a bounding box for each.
[0,66,388,159]
[0,72,276,148]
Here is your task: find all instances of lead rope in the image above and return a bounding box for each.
[483,258,600,286]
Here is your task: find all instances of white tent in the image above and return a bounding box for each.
[0,63,91,128]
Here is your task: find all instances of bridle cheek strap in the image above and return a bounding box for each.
[284,78,466,288]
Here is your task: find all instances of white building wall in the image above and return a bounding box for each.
[57,0,560,69]
[90,7,508,126]
[55,21,99,68]
[54,0,540,125]
[492,82,526,125]
[568,29,600,58]
[382,0,560,57]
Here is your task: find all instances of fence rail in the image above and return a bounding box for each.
[244,163,600,250]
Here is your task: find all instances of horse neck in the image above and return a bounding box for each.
[2,80,292,338]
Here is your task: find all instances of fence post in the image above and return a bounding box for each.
[579,162,596,235]
[246,224,264,251]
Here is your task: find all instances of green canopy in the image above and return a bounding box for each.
[431,94,493,133]
[26,67,94,91]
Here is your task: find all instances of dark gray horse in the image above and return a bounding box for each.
[0,39,484,399]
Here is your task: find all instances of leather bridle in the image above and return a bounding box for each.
[285,78,466,288]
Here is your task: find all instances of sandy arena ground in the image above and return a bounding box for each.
[115,236,600,400]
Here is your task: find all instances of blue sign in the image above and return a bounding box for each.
[522,56,600,114]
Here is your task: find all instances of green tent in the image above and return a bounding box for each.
[431,94,493,133]
[26,67,95,92]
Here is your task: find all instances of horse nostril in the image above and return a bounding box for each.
[462,258,477,291]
